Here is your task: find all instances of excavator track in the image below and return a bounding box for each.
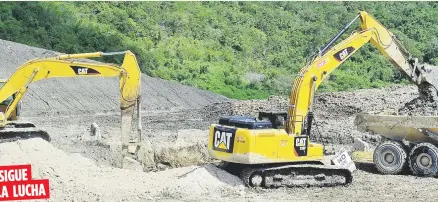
[236,163,352,188]
[0,122,51,143]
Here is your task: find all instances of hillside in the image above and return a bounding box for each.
[0,39,229,116]
[1,2,437,99]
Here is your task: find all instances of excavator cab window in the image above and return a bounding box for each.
[258,111,287,129]
[0,96,13,106]
[0,82,13,106]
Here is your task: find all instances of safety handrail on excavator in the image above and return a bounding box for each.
[0,50,142,164]
[285,11,438,136]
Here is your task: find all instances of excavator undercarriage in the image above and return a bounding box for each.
[222,162,352,188]
[0,81,49,143]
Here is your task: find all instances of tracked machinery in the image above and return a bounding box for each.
[0,51,143,166]
[208,10,438,188]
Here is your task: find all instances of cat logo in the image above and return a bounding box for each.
[333,47,355,62]
[294,136,308,156]
[212,126,236,153]
[70,66,101,75]
[77,68,88,75]
[295,137,306,148]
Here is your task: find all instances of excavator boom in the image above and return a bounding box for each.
[286,11,438,136]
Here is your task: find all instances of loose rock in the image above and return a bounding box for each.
[352,138,371,152]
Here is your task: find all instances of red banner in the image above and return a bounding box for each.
[0,164,50,201]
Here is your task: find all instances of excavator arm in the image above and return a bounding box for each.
[0,51,142,163]
[286,11,438,135]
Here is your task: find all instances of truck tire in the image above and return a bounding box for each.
[409,143,438,177]
[373,140,408,175]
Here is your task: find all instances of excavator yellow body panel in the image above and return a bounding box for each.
[208,124,324,164]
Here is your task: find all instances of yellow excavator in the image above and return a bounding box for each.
[208,11,438,188]
[0,51,142,164]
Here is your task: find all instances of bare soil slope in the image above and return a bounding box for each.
[0,39,229,117]
[0,138,243,202]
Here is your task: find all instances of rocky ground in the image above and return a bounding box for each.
[2,39,438,201]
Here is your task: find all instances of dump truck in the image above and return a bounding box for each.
[355,112,438,177]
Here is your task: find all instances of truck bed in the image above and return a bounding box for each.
[354,113,438,144]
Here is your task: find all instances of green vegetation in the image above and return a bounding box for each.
[1,2,437,99]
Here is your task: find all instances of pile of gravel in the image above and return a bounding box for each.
[0,138,243,201]
[398,82,438,116]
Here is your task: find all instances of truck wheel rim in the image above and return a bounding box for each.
[382,150,397,166]
[384,152,395,163]
[417,153,432,169]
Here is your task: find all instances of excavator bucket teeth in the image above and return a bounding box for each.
[0,122,51,143]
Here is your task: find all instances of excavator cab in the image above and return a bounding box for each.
[0,79,20,121]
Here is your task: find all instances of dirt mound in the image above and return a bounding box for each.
[3,136,438,202]
[0,138,243,201]
[398,82,438,116]
[0,39,229,117]
[229,85,419,150]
